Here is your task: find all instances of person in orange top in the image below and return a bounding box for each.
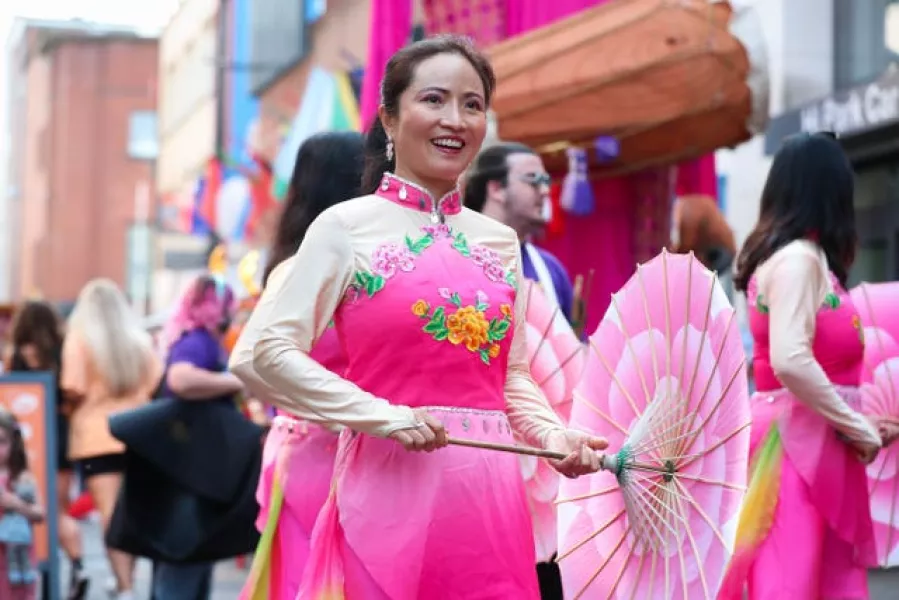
[61,279,162,600]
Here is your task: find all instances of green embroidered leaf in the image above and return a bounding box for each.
[366,275,385,296]
[494,319,511,337]
[479,348,491,365]
[354,271,369,288]
[755,295,769,315]
[433,328,449,341]
[405,233,434,255]
[505,270,517,289]
[432,306,446,322]
[423,320,444,335]
[452,233,471,257]
[824,293,841,309]
[476,301,488,312]
[450,292,462,307]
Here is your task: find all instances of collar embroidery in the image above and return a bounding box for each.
[375,173,462,223]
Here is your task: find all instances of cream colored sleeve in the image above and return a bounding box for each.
[504,244,566,448]
[247,210,418,437]
[229,259,339,428]
[760,245,880,446]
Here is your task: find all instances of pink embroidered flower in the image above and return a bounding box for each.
[470,245,507,283]
[344,286,360,304]
[423,224,451,239]
[469,245,497,266]
[371,243,415,278]
[483,261,506,283]
[438,287,453,299]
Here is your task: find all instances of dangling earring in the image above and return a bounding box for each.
[386,138,394,161]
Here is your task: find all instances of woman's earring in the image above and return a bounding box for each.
[386,138,394,161]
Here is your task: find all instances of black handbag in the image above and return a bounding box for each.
[105,398,262,563]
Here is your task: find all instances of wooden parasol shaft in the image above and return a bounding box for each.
[447,436,670,474]
[447,436,566,460]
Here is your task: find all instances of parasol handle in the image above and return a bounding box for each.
[446,437,670,476]
[447,436,567,460]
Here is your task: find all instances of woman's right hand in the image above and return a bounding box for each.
[388,409,447,452]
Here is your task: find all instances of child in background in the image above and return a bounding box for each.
[0,409,44,600]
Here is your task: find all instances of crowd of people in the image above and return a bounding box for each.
[0,33,896,600]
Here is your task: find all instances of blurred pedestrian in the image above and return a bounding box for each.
[3,301,87,599]
[0,409,44,600]
[61,279,162,600]
[105,275,260,600]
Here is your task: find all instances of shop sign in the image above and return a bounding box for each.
[765,69,899,154]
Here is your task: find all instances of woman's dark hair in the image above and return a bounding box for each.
[0,410,29,484]
[361,34,497,194]
[463,142,535,212]
[734,132,857,291]
[10,301,63,371]
[263,131,365,285]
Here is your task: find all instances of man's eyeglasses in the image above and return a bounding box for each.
[520,173,551,187]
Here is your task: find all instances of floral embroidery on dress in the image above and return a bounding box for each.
[754,291,842,314]
[412,289,513,365]
[345,226,518,304]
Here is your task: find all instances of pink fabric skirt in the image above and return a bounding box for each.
[745,388,874,599]
[244,416,339,600]
[298,406,540,600]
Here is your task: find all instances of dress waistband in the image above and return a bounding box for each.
[420,406,514,443]
[753,385,861,410]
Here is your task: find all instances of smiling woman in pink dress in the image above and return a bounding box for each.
[233,35,607,600]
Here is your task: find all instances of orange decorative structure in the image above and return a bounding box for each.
[487,0,767,177]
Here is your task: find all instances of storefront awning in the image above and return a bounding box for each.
[487,0,769,177]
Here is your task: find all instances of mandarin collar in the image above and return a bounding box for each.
[375,172,462,224]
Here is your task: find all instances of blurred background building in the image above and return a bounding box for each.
[3,19,158,309]
[721,0,899,292]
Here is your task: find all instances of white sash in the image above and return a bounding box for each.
[524,242,561,309]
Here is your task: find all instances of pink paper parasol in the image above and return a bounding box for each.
[520,280,587,562]
[851,282,899,567]
[557,250,750,599]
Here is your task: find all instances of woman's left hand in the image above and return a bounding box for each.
[545,429,607,479]
[878,418,899,447]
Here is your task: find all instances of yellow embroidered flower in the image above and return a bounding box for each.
[488,344,501,359]
[446,306,490,351]
[852,314,864,344]
[411,300,429,317]
[500,303,512,318]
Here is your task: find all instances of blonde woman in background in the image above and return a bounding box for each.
[61,279,162,600]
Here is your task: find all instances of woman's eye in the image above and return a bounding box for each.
[423,94,442,105]
[466,99,484,112]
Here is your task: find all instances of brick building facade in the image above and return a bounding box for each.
[5,20,159,304]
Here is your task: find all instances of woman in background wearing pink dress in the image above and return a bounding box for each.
[232,131,364,600]
[237,35,607,599]
[720,132,887,599]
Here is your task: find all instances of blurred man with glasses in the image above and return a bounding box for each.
[464,142,574,324]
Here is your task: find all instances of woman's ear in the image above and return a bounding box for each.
[378,104,395,140]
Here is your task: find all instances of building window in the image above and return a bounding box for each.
[127,111,159,161]
[834,0,899,89]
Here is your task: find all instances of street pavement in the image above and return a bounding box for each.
[64,518,245,600]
